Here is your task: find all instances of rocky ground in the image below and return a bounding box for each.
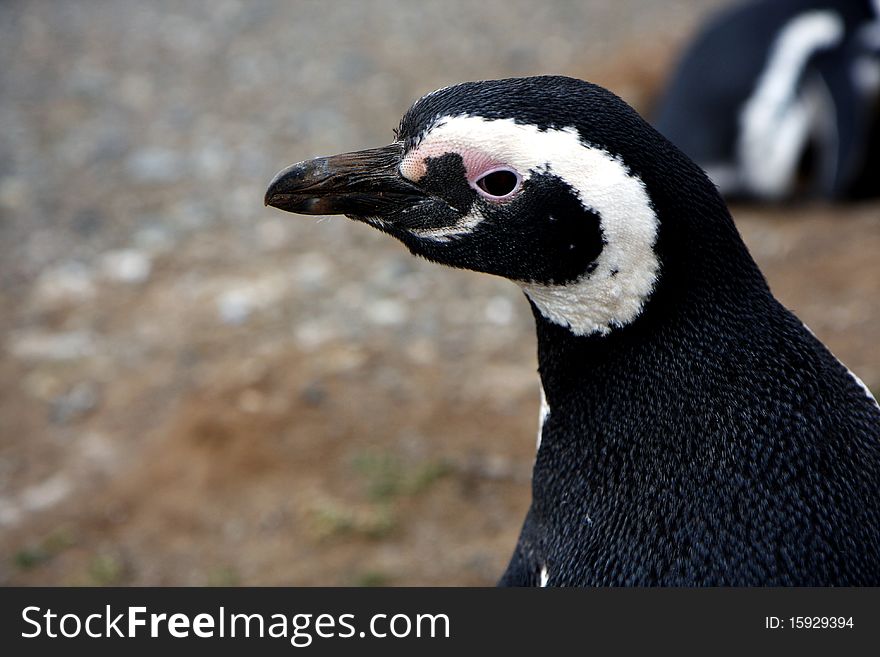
[1,0,877,586]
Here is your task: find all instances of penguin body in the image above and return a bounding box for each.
[266,76,880,585]
[654,0,880,200]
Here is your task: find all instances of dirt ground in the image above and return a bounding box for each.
[1,1,877,586]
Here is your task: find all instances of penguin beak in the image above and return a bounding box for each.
[264,143,425,217]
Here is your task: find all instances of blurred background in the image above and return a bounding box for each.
[1,0,877,586]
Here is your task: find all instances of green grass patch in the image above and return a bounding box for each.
[351,451,451,502]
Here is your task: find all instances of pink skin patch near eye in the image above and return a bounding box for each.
[399,142,522,201]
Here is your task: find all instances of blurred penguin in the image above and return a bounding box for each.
[654,0,880,201]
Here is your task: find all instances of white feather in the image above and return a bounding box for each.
[536,385,550,451]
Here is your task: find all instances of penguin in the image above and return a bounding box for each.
[265,75,880,586]
[653,0,880,201]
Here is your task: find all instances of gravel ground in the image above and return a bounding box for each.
[2,0,878,586]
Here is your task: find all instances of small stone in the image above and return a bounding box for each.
[291,251,333,289]
[299,382,327,407]
[80,431,117,467]
[31,261,96,308]
[217,290,253,325]
[216,275,291,325]
[193,142,232,180]
[126,148,185,183]
[294,320,336,351]
[485,295,514,325]
[255,218,292,252]
[8,331,97,362]
[99,249,152,284]
[49,382,100,424]
[21,475,73,514]
[133,223,176,253]
[366,298,408,326]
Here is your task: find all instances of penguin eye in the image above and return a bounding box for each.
[474,168,521,200]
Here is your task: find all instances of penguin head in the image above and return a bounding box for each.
[266,76,733,335]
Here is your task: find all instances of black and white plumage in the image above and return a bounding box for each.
[265,76,880,586]
[654,0,880,200]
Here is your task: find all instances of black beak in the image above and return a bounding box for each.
[264,143,425,217]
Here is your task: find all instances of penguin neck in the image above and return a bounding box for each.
[529,300,656,416]
[528,295,695,460]
[527,230,773,445]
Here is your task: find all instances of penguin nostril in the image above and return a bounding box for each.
[474,168,521,200]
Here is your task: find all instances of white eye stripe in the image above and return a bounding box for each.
[409,115,660,335]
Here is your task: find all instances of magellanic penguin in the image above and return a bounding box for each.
[265,76,880,586]
[654,0,880,201]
